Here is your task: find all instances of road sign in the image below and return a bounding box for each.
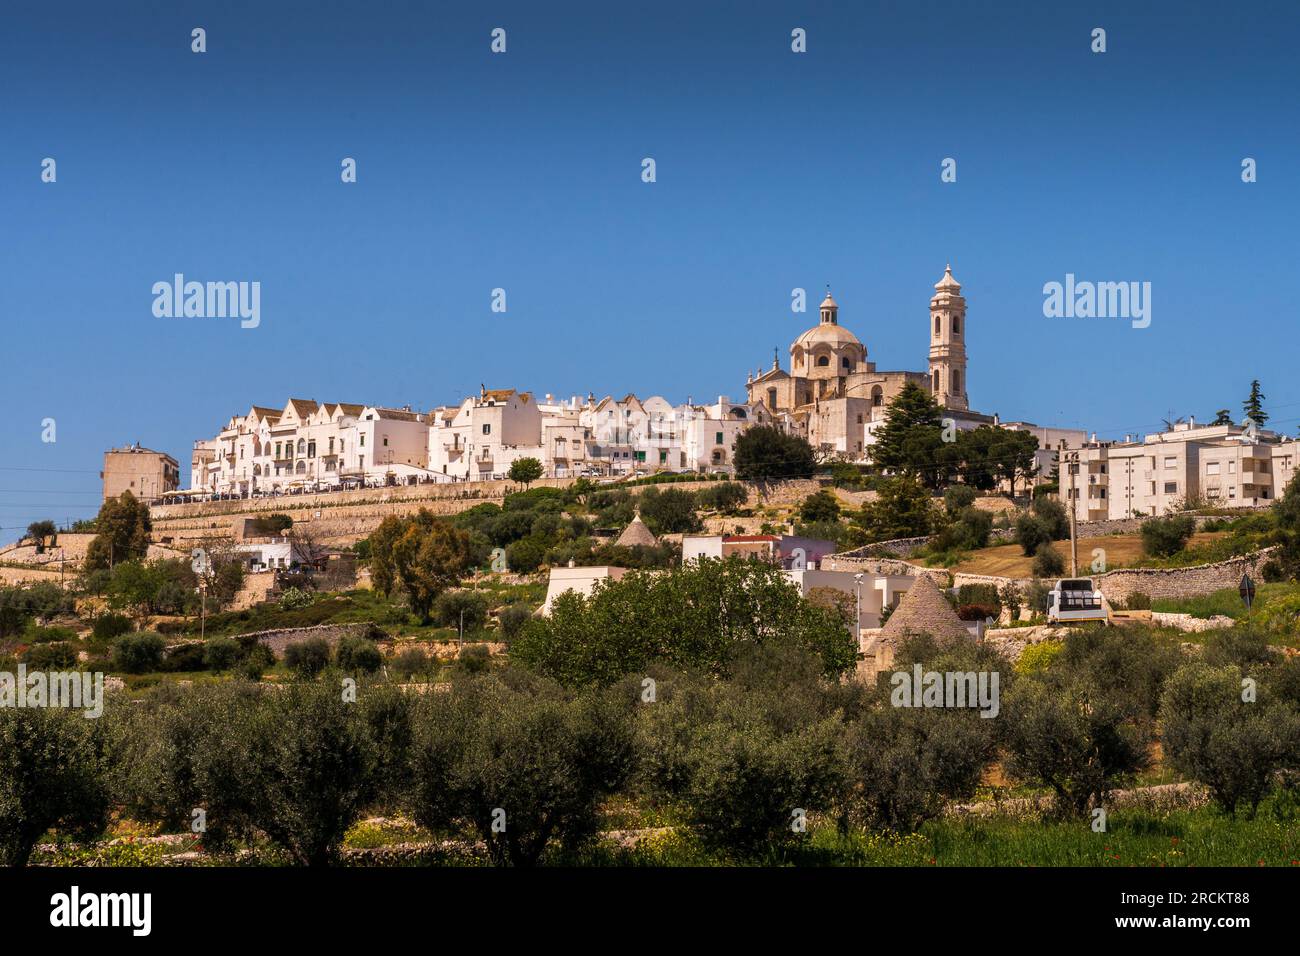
[1239,574,1256,611]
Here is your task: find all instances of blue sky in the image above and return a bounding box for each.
[2,0,1297,541]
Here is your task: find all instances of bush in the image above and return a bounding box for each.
[433,591,489,633]
[241,644,276,681]
[112,632,166,674]
[943,485,977,514]
[455,643,492,674]
[21,641,79,669]
[637,486,702,535]
[1123,591,1152,611]
[1031,542,1065,578]
[1160,662,1300,817]
[1015,498,1069,556]
[204,637,241,671]
[407,671,636,866]
[798,489,841,524]
[697,482,749,515]
[336,635,382,674]
[1141,513,1196,558]
[92,613,133,643]
[497,603,533,641]
[0,708,110,865]
[392,647,431,679]
[284,638,331,679]
[278,587,315,610]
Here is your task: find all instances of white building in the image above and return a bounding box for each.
[1064,418,1299,521]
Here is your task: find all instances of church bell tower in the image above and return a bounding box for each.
[928,265,968,410]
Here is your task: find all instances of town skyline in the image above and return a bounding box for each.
[4,0,1298,540]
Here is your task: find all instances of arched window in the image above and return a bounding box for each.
[295,460,306,474]
[933,369,941,392]
[296,438,306,455]
[841,357,851,369]
[871,386,883,407]
[934,315,941,335]
[816,355,830,367]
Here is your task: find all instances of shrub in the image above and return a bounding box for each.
[497,603,533,641]
[1031,542,1065,578]
[24,625,79,644]
[455,643,492,675]
[1160,662,1300,817]
[163,642,206,673]
[336,635,382,674]
[407,672,636,866]
[798,489,842,524]
[1123,591,1152,611]
[112,632,166,674]
[943,485,977,514]
[278,587,315,610]
[392,647,431,679]
[284,638,331,679]
[92,613,133,643]
[21,641,78,669]
[1015,498,1069,556]
[433,591,489,633]
[0,708,110,865]
[203,637,241,671]
[698,482,749,515]
[241,644,275,681]
[1141,513,1196,558]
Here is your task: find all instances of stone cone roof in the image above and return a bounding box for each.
[879,575,971,646]
[615,513,658,548]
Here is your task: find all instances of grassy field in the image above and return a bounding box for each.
[952,532,1227,577]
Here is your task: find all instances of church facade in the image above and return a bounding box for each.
[744,266,992,459]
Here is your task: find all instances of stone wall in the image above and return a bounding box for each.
[1094,548,1278,603]
[242,622,379,659]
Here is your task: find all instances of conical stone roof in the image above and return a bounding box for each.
[879,575,971,646]
[615,513,658,548]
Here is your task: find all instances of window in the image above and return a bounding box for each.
[1164,482,1178,494]
[934,316,941,335]
[841,357,850,369]
[952,370,962,394]
[383,437,389,447]
[953,315,960,334]
[816,355,830,367]
[1164,456,1177,469]
[872,386,883,407]
[1206,461,1220,475]
[715,432,724,445]
[360,434,366,447]
[856,414,863,424]
[297,439,306,455]
[767,387,777,409]
[932,369,940,392]
[1229,461,1236,473]
[482,424,491,435]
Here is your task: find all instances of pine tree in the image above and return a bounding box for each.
[871,381,942,473]
[1242,380,1268,427]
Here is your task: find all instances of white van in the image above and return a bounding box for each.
[1046,578,1109,623]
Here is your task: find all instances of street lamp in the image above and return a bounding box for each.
[853,573,864,642]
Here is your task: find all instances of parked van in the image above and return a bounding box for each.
[1046,578,1109,623]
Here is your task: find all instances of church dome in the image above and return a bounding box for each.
[793,322,863,349]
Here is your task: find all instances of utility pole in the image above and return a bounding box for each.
[1060,439,1078,577]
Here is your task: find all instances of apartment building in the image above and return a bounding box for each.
[102,444,180,501]
[189,398,443,495]
[1063,419,1298,521]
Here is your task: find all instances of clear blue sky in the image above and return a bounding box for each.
[2,0,1297,542]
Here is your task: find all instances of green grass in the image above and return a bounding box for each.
[572,797,1300,867]
[1152,581,1296,620]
